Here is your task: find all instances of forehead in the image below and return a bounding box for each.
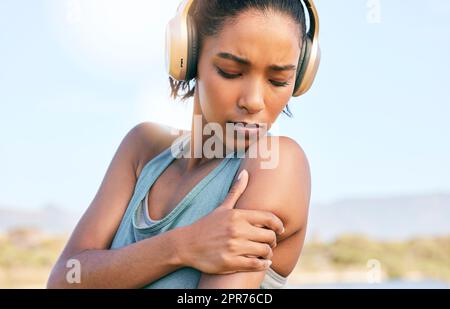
[203,10,301,65]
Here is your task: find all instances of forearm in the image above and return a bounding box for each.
[198,271,266,289]
[47,227,188,289]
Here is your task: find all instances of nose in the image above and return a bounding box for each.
[237,78,265,114]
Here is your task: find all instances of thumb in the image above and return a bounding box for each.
[220,169,248,209]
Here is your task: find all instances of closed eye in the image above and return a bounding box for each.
[270,80,290,87]
[215,67,241,79]
[216,67,291,88]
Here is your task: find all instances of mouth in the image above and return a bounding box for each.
[226,121,267,138]
[227,121,266,129]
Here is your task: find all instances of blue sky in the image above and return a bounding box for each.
[0,0,449,211]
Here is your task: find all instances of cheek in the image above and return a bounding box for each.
[265,90,291,118]
[198,68,237,120]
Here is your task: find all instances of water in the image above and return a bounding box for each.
[288,280,450,289]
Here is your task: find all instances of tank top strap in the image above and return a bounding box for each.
[133,133,191,204]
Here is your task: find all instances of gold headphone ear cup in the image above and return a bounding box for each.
[165,15,189,81]
[165,0,195,81]
[293,36,312,97]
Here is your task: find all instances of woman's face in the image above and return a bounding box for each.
[196,9,301,150]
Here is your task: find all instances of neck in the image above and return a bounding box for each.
[179,92,234,173]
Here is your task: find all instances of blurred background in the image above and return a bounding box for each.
[0,0,449,288]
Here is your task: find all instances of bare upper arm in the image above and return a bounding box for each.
[57,122,173,261]
[198,136,311,288]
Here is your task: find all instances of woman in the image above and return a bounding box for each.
[48,0,319,289]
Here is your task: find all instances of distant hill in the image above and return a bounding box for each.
[0,204,81,235]
[1,193,449,240]
[306,193,450,241]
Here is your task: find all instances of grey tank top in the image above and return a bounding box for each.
[110,133,287,289]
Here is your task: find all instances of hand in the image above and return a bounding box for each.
[180,169,285,274]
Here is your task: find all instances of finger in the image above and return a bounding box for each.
[232,256,272,272]
[219,169,248,210]
[240,209,285,235]
[241,224,277,248]
[237,241,273,260]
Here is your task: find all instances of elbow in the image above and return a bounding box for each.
[46,277,60,289]
[46,261,73,289]
[46,262,68,289]
[46,267,62,289]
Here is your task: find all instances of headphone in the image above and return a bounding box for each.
[165,0,321,97]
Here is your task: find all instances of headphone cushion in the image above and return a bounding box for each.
[294,36,312,94]
[186,15,198,80]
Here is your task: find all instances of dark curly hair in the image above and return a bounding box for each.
[169,0,308,118]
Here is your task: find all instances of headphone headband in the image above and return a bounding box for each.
[165,0,321,97]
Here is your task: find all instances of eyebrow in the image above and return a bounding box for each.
[216,52,297,72]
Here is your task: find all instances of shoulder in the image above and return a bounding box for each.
[234,135,311,240]
[125,122,189,179]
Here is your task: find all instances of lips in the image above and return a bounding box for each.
[226,121,267,140]
[227,121,265,129]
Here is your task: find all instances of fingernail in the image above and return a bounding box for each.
[280,227,285,235]
[237,169,246,181]
[266,260,272,268]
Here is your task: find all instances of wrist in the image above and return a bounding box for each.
[167,225,192,268]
